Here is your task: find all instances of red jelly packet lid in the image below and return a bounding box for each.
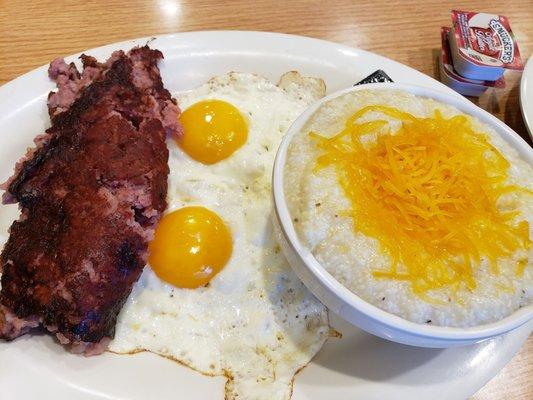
[451,10,524,70]
[441,27,505,88]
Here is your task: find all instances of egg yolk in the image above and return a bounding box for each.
[148,206,233,289]
[178,100,248,164]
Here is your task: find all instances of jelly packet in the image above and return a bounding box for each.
[449,10,524,80]
[440,27,505,97]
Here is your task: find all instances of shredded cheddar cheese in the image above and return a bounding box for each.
[311,105,531,296]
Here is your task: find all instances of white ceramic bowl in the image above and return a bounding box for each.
[272,82,533,348]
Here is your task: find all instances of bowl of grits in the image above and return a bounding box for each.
[272,83,533,347]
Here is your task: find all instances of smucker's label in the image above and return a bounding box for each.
[451,10,523,70]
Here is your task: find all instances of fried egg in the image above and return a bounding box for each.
[109,72,330,399]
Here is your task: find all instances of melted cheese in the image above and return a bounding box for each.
[311,105,531,297]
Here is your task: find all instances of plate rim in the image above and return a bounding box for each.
[0,30,454,93]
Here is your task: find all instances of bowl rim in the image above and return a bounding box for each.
[272,82,533,341]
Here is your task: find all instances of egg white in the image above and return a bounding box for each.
[109,72,330,400]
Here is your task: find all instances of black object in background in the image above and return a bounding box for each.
[354,70,393,85]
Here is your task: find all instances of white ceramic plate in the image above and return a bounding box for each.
[520,56,533,140]
[0,31,531,400]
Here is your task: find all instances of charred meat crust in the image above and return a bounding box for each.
[0,46,180,352]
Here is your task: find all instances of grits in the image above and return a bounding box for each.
[284,89,533,327]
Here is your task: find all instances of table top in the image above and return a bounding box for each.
[0,0,531,399]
